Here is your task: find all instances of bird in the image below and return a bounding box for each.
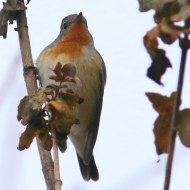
[36,12,106,181]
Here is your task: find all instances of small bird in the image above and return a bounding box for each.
[36,12,106,181]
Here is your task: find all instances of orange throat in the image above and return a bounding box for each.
[48,21,93,57]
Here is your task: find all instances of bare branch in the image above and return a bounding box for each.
[16,0,55,189]
[51,127,62,190]
[163,18,190,190]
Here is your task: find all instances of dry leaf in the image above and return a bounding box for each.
[146,92,176,155]
[144,31,172,85]
[154,114,171,154]
[18,125,40,151]
[177,109,190,148]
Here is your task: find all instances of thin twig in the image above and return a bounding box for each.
[163,19,190,190]
[16,0,55,189]
[51,127,62,190]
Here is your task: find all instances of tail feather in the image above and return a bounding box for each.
[77,153,99,181]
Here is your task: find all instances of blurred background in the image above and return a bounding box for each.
[1,0,190,189]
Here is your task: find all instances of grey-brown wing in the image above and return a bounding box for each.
[83,53,106,164]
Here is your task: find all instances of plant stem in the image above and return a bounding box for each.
[51,127,62,190]
[16,0,55,189]
[163,22,190,190]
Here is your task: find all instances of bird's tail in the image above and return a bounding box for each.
[77,153,99,181]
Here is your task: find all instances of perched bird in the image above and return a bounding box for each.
[36,12,106,181]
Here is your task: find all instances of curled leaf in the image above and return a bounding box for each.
[177,109,190,148]
[144,33,172,85]
[147,49,172,85]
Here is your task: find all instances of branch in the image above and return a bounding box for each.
[163,18,190,190]
[51,127,62,190]
[16,0,55,189]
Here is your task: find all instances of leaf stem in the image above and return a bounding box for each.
[16,0,55,189]
[163,19,190,190]
[51,127,62,190]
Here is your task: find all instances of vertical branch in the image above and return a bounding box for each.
[51,127,62,190]
[16,0,55,189]
[164,19,190,190]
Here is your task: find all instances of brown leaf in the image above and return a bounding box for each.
[61,64,76,78]
[17,96,30,121]
[17,88,51,150]
[59,91,84,106]
[146,92,176,115]
[144,28,159,57]
[52,62,62,76]
[47,100,78,136]
[18,125,40,151]
[153,114,171,155]
[146,92,177,155]
[144,30,172,85]
[0,10,8,38]
[147,49,172,85]
[49,62,77,84]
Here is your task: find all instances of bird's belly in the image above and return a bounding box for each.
[36,48,103,156]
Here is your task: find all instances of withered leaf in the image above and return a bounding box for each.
[138,0,167,12]
[156,2,181,19]
[47,100,79,135]
[146,92,176,155]
[59,91,84,106]
[18,89,47,126]
[177,109,190,148]
[144,32,172,85]
[18,64,83,152]
[0,10,8,38]
[0,1,26,38]
[147,49,172,85]
[17,96,30,122]
[146,92,176,115]
[18,125,40,151]
[154,114,171,154]
[139,0,182,14]
[61,64,76,78]
[52,62,62,77]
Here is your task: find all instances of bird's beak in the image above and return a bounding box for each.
[74,12,83,24]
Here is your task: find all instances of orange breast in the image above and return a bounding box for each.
[48,19,93,58]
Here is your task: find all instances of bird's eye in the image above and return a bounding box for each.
[63,22,69,29]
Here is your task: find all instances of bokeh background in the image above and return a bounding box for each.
[1,0,190,189]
